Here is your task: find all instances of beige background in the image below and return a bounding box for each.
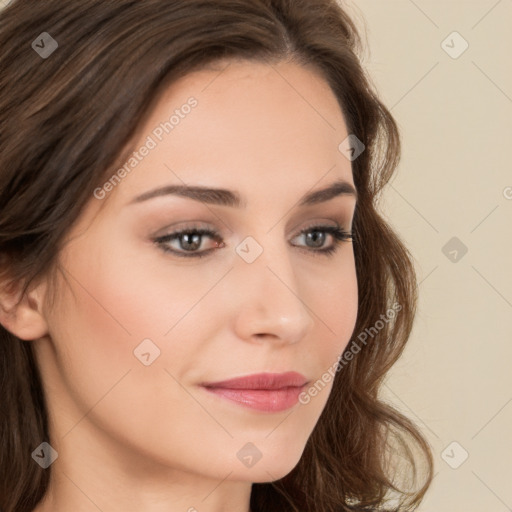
[343,1,512,510]
[2,0,511,509]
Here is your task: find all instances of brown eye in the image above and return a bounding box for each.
[154,228,224,258]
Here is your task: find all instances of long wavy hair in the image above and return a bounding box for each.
[0,0,434,511]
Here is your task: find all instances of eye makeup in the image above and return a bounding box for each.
[152,221,354,260]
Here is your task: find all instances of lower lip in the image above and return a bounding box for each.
[201,385,306,412]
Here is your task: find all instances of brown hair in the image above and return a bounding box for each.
[0,0,433,510]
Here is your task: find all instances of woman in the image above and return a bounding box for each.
[0,1,433,511]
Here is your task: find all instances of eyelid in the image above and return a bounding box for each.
[156,216,349,237]
[153,220,215,236]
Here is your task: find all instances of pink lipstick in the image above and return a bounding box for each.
[200,372,308,412]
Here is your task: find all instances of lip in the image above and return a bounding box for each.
[201,371,308,390]
[200,372,309,412]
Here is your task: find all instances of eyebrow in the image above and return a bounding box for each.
[129,178,357,208]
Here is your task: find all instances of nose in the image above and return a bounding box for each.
[231,240,315,346]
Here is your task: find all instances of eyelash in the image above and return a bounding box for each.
[153,223,354,259]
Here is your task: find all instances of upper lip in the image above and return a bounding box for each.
[201,371,308,390]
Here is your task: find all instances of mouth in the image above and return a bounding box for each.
[200,372,309,412]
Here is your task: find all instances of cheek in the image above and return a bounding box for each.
[288,276,357,436]
[49,229,226,414]
[307,254,359,363]
[45,259,137,423]
[46,243,214,461]
[58,224,214,342]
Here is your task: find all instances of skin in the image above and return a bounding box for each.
[1,58,358,512]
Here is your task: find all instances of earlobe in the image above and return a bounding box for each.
[0,279,49,341]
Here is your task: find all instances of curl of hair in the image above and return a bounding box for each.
[0,1,433,511]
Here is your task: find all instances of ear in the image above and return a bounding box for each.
[0,276,49,341]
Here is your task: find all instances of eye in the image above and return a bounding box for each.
[291,224,354,257]
[154,225,224,259]
[153,223,354,259]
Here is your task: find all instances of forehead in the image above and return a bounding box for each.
[95,59,353,216]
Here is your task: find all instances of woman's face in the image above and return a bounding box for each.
[34,58,358,496]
